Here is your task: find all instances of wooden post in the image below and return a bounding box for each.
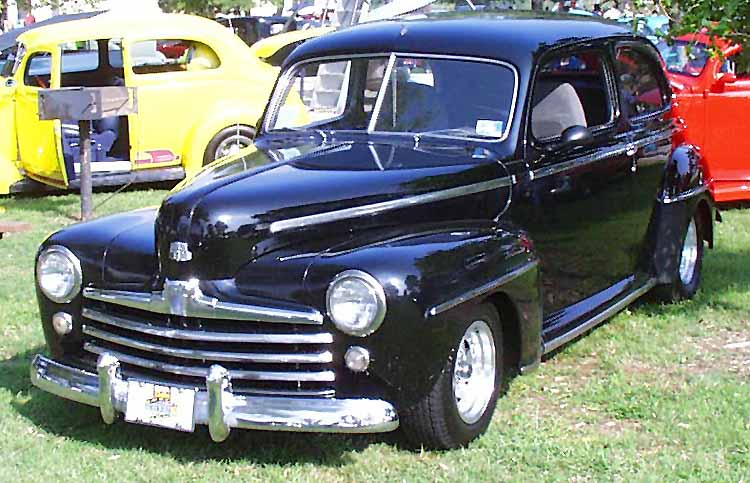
[78,120,93,221]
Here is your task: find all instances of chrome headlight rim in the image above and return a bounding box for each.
[36,245,82,304]
[326,269,387,338]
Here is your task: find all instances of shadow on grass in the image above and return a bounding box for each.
[0,347,396,465]
[541,246,750,360]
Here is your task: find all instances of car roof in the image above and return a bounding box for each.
[17,12,239,47]
[287,11,634,68]
[0,11,101,51]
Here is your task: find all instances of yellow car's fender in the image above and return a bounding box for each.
[181,99,267,177]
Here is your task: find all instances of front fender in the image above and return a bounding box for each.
[303,223,541,410]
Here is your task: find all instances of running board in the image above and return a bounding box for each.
[11,167,185,193]
[542,279,656,354]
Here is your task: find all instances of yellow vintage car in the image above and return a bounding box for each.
[0,12,325,194]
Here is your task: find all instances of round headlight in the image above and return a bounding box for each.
[36,246,82,303]
[326,270,386,337]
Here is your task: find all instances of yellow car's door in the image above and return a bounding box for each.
[16,48,67,187]
[0,72,21,194]
[123,37,220,169]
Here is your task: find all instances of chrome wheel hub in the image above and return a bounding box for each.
[452,319,496,425]
[214,134,253,160]
[679,219,698,285]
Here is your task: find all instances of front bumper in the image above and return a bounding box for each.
[30,354,399,441]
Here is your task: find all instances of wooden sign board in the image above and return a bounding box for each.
[38,86,138,121]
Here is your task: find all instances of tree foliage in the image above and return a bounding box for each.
[652,0,750,71]
[157,0,285,16]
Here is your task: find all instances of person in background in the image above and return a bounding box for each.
[23,12,36,26]
[593,3,603,15]
[603,0,622,19]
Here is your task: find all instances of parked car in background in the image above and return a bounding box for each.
[659,32,750,202]
[216,16,295,48]
[30,13,714,450]
[0,13,315,194]
[618,14,669,45]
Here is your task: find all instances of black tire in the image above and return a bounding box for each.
[400,303,504,450]
[653,213,704,302]
[203,125,256,166]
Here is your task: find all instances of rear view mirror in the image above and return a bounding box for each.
[560,125,594,148]
[712,72,737,92]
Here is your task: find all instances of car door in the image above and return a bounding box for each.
[15,47,68,187]
[511,46,638,323]
[613,42,674,271]
[703,59,750,199]
[122,36,223,168]
[0,53,19,185]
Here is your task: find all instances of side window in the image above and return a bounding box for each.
[24,51,52,88]
[130,39,220,75]
[614,46,667,119]
[531,50,613,140]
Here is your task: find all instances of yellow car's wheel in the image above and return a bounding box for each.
[204,126,256,165]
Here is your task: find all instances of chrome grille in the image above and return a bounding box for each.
[80,303,337,397]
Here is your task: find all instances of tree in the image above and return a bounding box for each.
[652,0,750,70]
[158,0,285,16]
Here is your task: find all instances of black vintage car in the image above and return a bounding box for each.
[30,13,715,449]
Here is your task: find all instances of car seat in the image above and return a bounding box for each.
[187,43,220,71]
[531,81,588,139]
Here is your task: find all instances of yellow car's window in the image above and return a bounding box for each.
[131,39,220,75]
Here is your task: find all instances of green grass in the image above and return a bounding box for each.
[1,190,749,482]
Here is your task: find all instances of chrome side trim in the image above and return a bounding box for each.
[660,183,709,204]
[82,325,333,364]
[84,344,336,382]
[82,308,333,344]
[425,259,539,317]
[542,278,656,354]
[30,354,399,439]
[270,176,512,233]
[83,279,324,325]
[531,129,673,181]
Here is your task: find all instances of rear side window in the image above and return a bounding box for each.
[614,46,667,119]
[531,50,613,140]
[130,39,220,74]
[24,51,52,88]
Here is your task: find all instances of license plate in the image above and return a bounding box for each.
[124,380,196,432]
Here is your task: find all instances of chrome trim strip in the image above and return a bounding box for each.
[83,325,333,364]
[661,183,709,204]
[82,308,333,344]
[270,176,512,233]
[542,278,656,354]
[83,279,324,325]
[266,52,519,144]
[531,128,673,181]
[30,354,398,438]
[426,259,539,317]
[84,344,336,382]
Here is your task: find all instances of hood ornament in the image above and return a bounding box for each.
[169,242,193,262]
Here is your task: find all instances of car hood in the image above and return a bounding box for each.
[157,137,512,280]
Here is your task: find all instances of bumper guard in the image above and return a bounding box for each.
[30,354,399,441]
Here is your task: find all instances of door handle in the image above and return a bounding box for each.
[4,78,15,88]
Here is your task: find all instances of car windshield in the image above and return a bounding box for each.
[658,40,709,77]
[267,54,517,141]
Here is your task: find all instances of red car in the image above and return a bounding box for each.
[659,33,750,202]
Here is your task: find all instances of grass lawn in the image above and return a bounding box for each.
[0,190,748,482]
